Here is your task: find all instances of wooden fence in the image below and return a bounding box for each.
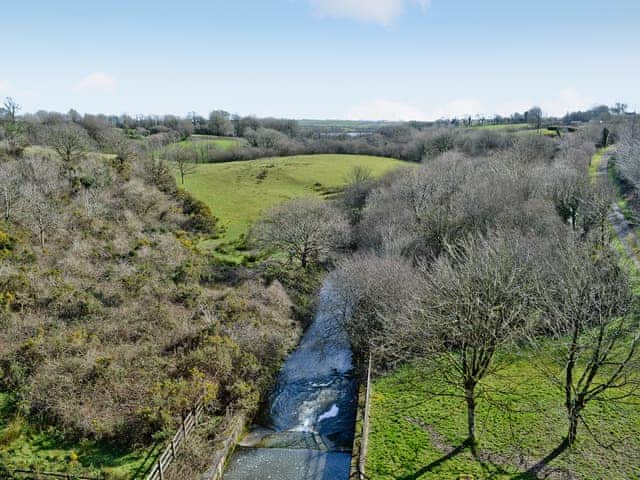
[350,352,373,480]
[8,398,238,480]
[201,413,246,480]
[144,398,206,480]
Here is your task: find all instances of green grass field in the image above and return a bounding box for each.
[187,134,242,150]
[0,393,160,479]
[163,135,243,167]
[366,346,640,480]
[179,154,408,246]
[470,123,529,131]
[470,123,557,137]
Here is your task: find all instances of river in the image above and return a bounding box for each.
[222,280,357,480]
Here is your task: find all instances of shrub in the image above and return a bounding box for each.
[176,188,218,234]
[0,230,15,256]
[50,285,102,320]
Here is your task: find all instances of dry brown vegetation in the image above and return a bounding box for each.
[0,115,299,451]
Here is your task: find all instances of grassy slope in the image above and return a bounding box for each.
[367,348,640,480]
[180,154,407,245]
[0,393,159,479]
[185,134,242,150]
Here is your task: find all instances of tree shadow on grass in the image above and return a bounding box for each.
[511,440,570,480]
[396,440,471,480]
[397,439,571,480]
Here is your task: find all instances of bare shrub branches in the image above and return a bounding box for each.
[46,122,91,166]
[539,239,638,446]
[409,233,543,443]
[252,197,350,270]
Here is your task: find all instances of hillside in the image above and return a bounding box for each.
[0,138,299,476]
[178,154,407,245]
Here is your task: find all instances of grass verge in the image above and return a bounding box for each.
[366,347,640,480]
[0,393,159,479]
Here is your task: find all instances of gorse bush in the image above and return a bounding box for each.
[0,120,297,449]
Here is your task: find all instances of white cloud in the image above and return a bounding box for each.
[346,97,487,121]
[345,90,596,122]
[428,98,487,120]
[0,80,10,93]
[493,89,595,117]
[75,72,116,92]
[347,99,429,121]
[310,0,430,27]
[541,88,594,117]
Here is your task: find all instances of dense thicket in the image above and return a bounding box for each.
[328,121,639,447]
[0,114,298,449]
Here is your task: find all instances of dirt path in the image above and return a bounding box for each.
[593,149,640,269]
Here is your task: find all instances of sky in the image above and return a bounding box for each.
[2,0,640,120]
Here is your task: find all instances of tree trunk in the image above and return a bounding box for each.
[565,329,579,446]
[567,409,579,446]
[3,191,9,221]
[465,386,476,444]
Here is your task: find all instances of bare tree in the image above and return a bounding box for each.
[549,163,587,231]
[539,239,638,447]
[100,128,136,163]
[1,97,21,123]
[168,147,197,185]
[340,165,375,223]
[405,233,541,445]
[18,157,64,247]
[252,197,350,269]
[577,181,614,245]
[330,252,422,365]
[100,128,138,177]
[46,123,90,167]
[613,102,628,115]
[0,160,21,221]
[616,117,640,190]
[527,106,543,132]
[345,165,373,185]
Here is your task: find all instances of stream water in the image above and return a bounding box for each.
[222,280,357,480]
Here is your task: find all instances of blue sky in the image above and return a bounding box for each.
[2,0,639,120]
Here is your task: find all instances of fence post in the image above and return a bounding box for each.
[182,414,187,438]
[158,458,164,480]
[359,352,373,479]
[171,438,176,460]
